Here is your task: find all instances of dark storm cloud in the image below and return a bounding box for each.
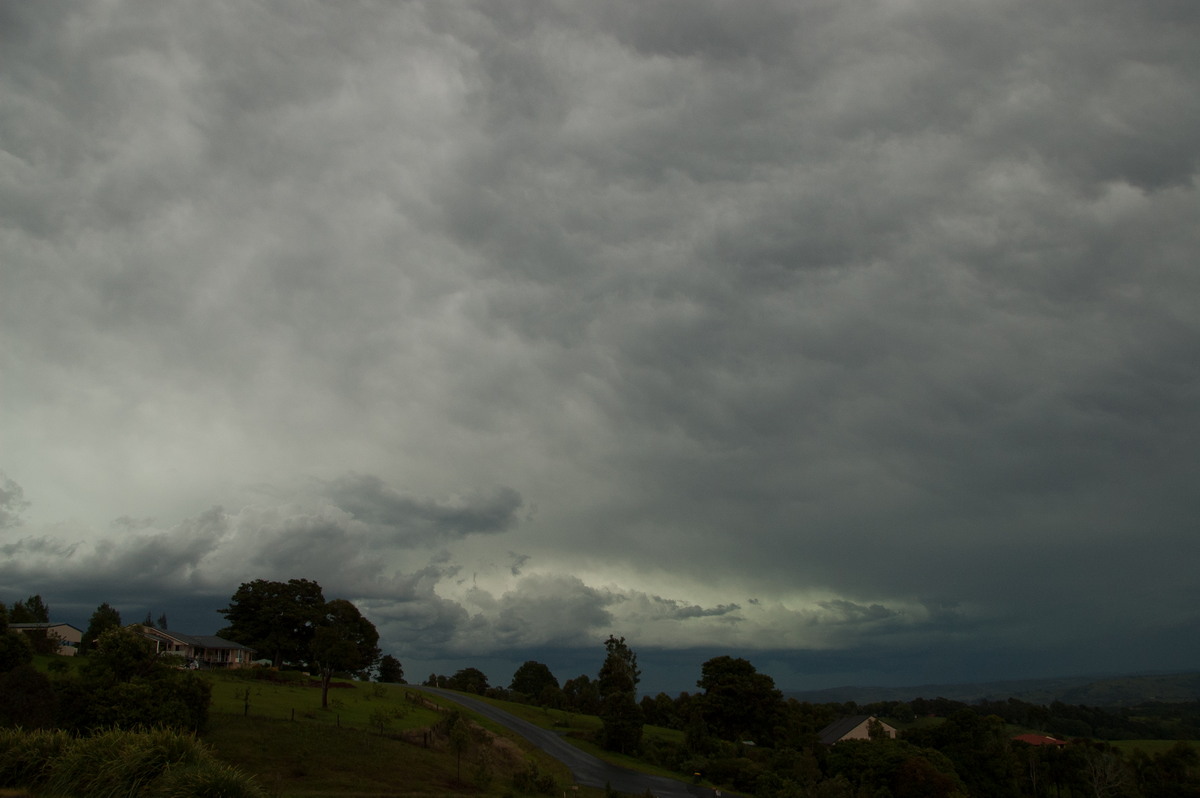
[464,574,617,651]
[326,474,523,540]
[0,536,79,560]
[2,0,1199,690]
[667,600,739,619]
[817,600,902,626]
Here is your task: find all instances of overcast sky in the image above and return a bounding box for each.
[2,0,1199,695]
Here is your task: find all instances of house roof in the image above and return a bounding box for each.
[9,622,83,633]
[137,626,254,651]
[1013,733,1068,746]
[818,715,874,745]
[174,633,254,651]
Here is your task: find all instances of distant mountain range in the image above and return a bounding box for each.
[783,672,1200,707]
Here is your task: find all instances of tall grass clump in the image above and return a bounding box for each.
[146,760,269,798]
[0,727,71,789]
[0,727,265,798]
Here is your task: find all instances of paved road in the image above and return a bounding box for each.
[413,687,714,798]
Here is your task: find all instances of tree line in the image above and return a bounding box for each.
[425,642,1200,797]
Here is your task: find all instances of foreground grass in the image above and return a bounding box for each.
[206,673,441,732]
[205,714,465,797]
[199,673,580,797]
[0,727,266,798]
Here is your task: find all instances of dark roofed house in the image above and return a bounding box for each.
[818,715,898,745]
[135,625,254,669]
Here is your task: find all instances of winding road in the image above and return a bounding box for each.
[413,687,715,798]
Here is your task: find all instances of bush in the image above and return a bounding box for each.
[0,727,265,798]
[512,760,558,795]
[0,664,57,728]
[50,669,211,735]
[0,632,33,672]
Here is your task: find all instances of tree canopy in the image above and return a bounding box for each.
[697,654,785,744]
[7,595,60,655]
[598,635,643,754]
[447,667,490,695]
[510,660,559,697]
[9,594,50,623]
[80,602,122,655]
[310,598,380,708]
[376,654,404,683]
[217,578,326,667]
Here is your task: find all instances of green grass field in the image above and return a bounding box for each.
[198,672,585,797]
[1108,739,1199,755]
[206,672,440,731]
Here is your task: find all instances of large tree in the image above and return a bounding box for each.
[598,635,643,754]
[510,660,559,698]
[697,655,785,744]
[218,578,326,667]
[447,667,490,695]
[376,654,404,683]
[80,602,122,655]
[309,598,380,709]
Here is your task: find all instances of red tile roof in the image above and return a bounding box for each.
[1013,733,1068,746]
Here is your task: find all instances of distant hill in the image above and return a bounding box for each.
[783,672,1200,707]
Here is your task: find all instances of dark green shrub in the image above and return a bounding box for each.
[0,664,57,728]
[512,760,558,795]
[0,727,267,798]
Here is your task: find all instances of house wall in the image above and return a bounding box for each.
[11,623,82,656]
[841,718,898,742]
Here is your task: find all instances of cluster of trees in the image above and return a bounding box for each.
[968,697,1200,742]
[216,578,387,709]
[427,640,1200,797]
[1,600,210,733]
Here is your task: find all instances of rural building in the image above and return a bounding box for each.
[1012,733,1068,746]
[818,715,898,745]
[135,625,255,669]
[9,622,83,656]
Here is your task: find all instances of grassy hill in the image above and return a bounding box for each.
[16,657,685,797]
[200,671,595,798]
